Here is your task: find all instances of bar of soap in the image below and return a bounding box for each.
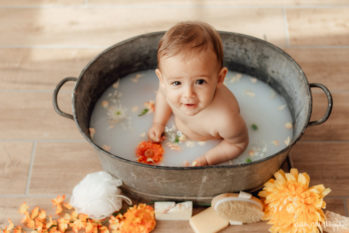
[155,201,192,220]
[189,207,229,233]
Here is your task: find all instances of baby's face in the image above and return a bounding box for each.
[156,48,226,116]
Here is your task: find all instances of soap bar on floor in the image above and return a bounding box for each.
[155,201,192,220]
[189,207,229,233]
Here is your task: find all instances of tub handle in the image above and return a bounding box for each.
[53,77,78,120]
[308,83,333,127]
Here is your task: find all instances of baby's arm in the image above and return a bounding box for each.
[148,89,172,142]
[193,113,249,166]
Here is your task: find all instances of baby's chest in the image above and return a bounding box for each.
[176,117,220,140]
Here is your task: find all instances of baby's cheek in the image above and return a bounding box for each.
[167,93,179,104]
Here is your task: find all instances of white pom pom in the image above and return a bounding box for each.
[70,171,131,219]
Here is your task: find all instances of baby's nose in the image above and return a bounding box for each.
[184,85,195,98]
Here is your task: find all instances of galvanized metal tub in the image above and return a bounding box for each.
[53,31,332,204]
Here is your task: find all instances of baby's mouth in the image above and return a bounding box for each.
[184,103,197,108]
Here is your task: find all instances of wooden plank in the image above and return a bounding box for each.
[302,92,349,141]
[290,141,349,196]
[30,142,101,194]
[287,8,349,46]
[0,92,81,140]
[284,48,349,92]
[0,142,33,194]
[0,48,99,90]
[0,8,286,47]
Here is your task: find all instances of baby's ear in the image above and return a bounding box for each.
[217,67,228,86]
[155,68,164,84]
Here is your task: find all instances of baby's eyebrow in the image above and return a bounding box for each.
[166,76,183,80]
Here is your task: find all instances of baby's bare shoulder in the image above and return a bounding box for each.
[210,87,247,137]
[213,86,240,114]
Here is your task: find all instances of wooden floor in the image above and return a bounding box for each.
[0,0,348,232]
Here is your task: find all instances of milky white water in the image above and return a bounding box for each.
[90,70,293,166]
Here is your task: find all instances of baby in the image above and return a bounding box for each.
[148,21,249,166]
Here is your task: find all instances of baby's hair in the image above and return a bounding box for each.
[157,21,224,69]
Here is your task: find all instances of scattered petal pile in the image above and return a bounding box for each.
[259,168,331,233]
[1,195,156,233]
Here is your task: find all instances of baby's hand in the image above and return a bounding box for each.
[191,156,209,167]
[148,123,165,142]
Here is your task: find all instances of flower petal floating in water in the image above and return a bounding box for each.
[131,74,142,83]
[245,90,256,97]
[284,136,291,146]
[101,100,109,108]
[132,106,139,113]
[198,141,206,146]
[272,140,279,146]
[258,168,331,233]
[112,80,120,89]
[285,122,293,129]
[136,141,164,165]
[248,150,255,156]
[278,104,286,110]
[230,73,242,83]
[144,100,155,113]
[185,141,195,148]
[107,105,128,123]
[89,128,96,139]
[102,145,111,152]
[166,142,181,151]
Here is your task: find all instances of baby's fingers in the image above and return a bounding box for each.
[191,156,208,167]
[148,129,161,142]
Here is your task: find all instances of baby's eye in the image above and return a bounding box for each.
[171,81,181,86]
[195,79,206,85]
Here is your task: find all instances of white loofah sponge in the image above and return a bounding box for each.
[70,171,132,219]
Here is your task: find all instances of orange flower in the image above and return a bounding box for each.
[70,219,85,233]
[37,210,47,221]
[78,213,89,222]
[13,226,22,233]
[120,204,156,233]
[46,216,57,229]
[22,213,35,229]
[63,202,73,210]
[99,226,110,233]
[34,218,44,233]
[136,141,164,165]
[85,220,98,233]
[48,226,59,233]
[57,216,70,233]
[19,202,29,214]
[3,219,14,233]
[52,195,65,215]
[31,207,40,219]
[109,215,122,232]
[258,168,331,233]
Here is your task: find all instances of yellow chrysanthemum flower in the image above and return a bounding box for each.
[258,168,331,233]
